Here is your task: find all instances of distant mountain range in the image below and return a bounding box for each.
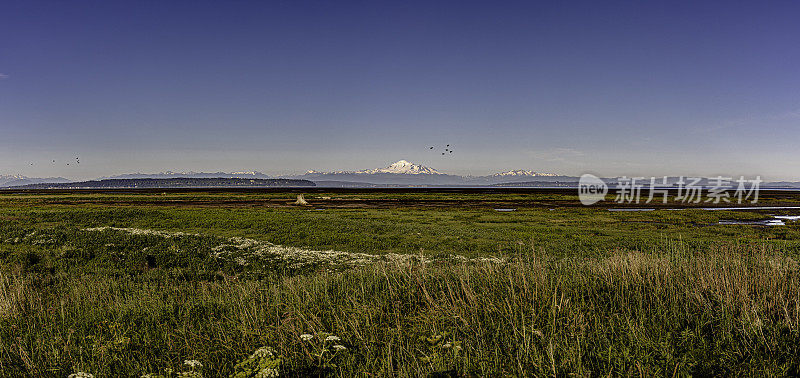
[102,171,272,180]
[80,160,564,186]
[306,160,442,175]
[0,174,70,188]
[290,160,561,185]
[11,178,314,189]
[3,160,800,188]
[303,160,556,177]
[491,170,559,178]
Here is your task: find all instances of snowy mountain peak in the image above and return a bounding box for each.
[0,174,70,188]
[0,174,27,180]
[492,170,558,177]
[357,160,442,175]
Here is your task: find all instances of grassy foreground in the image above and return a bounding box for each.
[2,246,799,376]
[1,192,799,376]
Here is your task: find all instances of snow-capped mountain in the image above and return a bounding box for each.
[302,160,442,176]
[357,160,442,175]
[292,160,456,185]
[0,174,26,182]
[0,174,70,188]
[491,170,558,177]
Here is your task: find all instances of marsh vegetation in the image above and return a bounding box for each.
[1,191,799,376]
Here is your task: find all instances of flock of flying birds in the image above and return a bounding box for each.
[29,157,81,166]
[429,144,454,155]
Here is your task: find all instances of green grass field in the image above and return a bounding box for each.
[1,191,799,376]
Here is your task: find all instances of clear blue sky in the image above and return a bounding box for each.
[1,1,799,180]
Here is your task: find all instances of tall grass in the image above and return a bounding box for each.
[1,243,799,376]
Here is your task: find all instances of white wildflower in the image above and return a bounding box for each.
[183,359,203,368]
[256,367,280,378]
[300,334,314,341]
[442,342,452,349]
[333,344,347,351]
[68,373,94,378]
[324,335,340,342]
[251,346,275,358]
